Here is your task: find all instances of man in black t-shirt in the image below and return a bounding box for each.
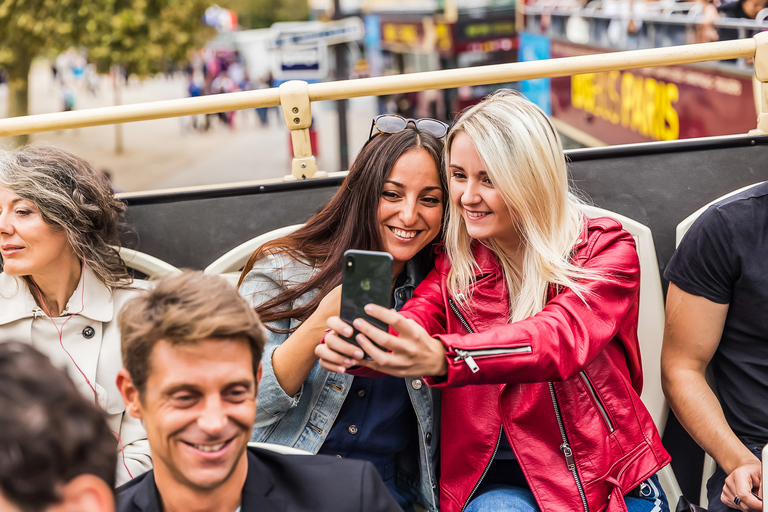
[662,181,768,512]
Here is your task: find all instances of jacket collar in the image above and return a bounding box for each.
[129,448,284,512]
[0,266,114,325]
[469,215,593,275]
[128,472,162,512]
[241,448,284,511]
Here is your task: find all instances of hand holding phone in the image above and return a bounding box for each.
[339,250,392,356]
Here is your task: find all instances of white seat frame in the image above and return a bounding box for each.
[578,204,683,509]
[116,246,180,277]
[247,441,312,455]
[204,224,304,286]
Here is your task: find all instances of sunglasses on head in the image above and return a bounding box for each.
[368,114,449,141]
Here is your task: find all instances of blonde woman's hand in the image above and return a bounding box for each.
[316,304,448,378]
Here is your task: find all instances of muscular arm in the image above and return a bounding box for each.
[662,283,761,509]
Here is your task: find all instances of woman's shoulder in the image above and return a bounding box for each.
[578,216,638,267]
[241,248,316,287]
[583,216,634,247]
[430,242,499,275]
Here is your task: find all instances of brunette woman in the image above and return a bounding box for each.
[239,117,448,512]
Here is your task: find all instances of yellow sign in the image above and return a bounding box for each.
[435,22,452,52]
[382,22,421,46]
[571,70,679,141]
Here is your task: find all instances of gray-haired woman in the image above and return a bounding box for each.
[0,145,151,485]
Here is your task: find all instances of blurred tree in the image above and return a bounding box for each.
[220,0,309,29]
[85,0,214,153]
[0,0,88,145]
[85,0,213,78]
[0,0,214,147]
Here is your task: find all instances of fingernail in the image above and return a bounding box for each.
[337,367,346,374]
[364,304,373,312]
[353,319,363,329]
[353,350,364,359]
[343,327,353,336]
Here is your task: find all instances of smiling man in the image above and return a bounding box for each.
[115,271,400,512]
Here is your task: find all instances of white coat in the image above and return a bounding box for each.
[0,267,152,485]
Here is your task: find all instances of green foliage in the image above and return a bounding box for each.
[0,0,214,76]
[0,0,90,79]
[0,0,215,133]
[220,0,309,30]
[85,0,216,76]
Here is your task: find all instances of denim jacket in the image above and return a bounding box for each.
[239,250,440,512]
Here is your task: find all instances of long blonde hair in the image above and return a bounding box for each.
[445,90,598,322]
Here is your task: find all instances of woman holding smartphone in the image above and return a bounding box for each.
[238,116,448,512]
[318,91,671,512]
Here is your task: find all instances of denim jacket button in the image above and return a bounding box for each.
[426,432,432,443]
[398,289,407,301]
[348,425,358,435]
[411,379,423,390]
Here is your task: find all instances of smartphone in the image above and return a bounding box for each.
[339,250,393,356]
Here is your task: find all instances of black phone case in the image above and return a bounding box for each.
[339,250,392,355]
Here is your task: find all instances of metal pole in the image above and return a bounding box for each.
[333,0,349,170]
[0,39,757,137]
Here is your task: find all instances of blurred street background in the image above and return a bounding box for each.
[0,0,763,193]
[0,61,376,192]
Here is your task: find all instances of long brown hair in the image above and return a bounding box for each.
[0,145,131,290]
[238,127,446,332]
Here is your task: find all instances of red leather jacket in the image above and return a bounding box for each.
[399,217,670,512]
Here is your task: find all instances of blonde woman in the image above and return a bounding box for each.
[0,145,150,485]
[318,90,671,512]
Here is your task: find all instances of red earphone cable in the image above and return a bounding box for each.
[31,265,133,479]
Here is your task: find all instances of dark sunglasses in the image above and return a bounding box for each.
[368,114,449,141]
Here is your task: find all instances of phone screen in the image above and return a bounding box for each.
[339,250,393,356]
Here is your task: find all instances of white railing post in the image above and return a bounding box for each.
[750,32,768,135]
[279,80,326,180]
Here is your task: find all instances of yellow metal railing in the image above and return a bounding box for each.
[0,36,766,180]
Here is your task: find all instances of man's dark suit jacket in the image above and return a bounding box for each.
[116,446,402,512]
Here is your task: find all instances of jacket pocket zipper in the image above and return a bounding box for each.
[579,371,615,433]
[448,297,532,373]
[453,347,533,373]
[549,382,590,512]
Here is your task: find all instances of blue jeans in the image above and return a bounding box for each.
[706,444,763,512]
[465,475,669,512]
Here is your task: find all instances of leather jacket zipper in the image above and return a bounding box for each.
[460,426,503,512]
[549,382,589,512]
[579,371,615,433]
[448,297,474,333]
[448,298,532,373]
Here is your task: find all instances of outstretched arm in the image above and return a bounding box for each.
[317,306,447,378]
[240,255,339,423]
[271,286,340,396]
[662,283,761,511]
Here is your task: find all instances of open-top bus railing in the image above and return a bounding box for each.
[3,31,768,511]
[0,36,764,181]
